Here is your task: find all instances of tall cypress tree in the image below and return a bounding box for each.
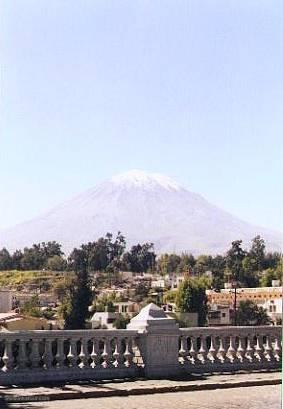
[63,248,92,329]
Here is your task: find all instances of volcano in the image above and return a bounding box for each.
[0,170,281,254]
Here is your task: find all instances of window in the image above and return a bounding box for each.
[222,313,226,317]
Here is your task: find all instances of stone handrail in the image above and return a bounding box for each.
[179,326,281,372]
[0,304,281,385]
[0,329,142,385]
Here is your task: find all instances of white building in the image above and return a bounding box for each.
[113,301,139,316]
[151,278,166,289]
[208,304,231,326]
[91,312,118,329]
[207,286,282,324]
[0,290,15,313]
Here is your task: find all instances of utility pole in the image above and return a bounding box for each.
[232,280,237,326]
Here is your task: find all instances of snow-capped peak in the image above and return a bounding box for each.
[110,170,181,191]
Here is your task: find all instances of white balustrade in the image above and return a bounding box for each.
[178,326,281,372]
[0,306,281,386]
[0,329,141,385]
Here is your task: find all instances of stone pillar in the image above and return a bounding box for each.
[127,303,182,378]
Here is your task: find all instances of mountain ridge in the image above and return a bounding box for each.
[0,170,281,255]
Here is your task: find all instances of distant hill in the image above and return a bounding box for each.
[0,170,282,255]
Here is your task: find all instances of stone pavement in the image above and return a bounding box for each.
[3,385,282,409]
[0,371,281,404]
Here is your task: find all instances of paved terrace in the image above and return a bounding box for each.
[3,385,281,409]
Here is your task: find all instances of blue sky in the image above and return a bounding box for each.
[1,0,282,231]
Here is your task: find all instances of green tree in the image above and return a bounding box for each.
[249,235,265,272]
[46,255,67,271]
[176,278,208,326]
[211,255,226,290]
[113,315,130,329]
[11,250,23,270]
[157,254,181,275]
[21,295,41,317]
[123,243,156,273]
[63,248,92,329]
[194,255,213,276]
[133,282,149,303]
[225,240,246,284]
[260,262,282,287]
[241,256,259,287]
[19,241,64,270]
[82,232,126,273]
[236,300,271,326]
[0,248,12,270]
[263,252,281,270]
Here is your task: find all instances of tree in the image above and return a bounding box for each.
[62,248,92,329]
[46,255,67,271]
[11,250,23,270]
[0,248,12,270]
[225,240,246,284]
[18,241,64,270]
[132,282,149,303]
[241,256,259,287]
[236,300,271,326]
[263,252,281,270]
[194,255,213,276]
[54,275,74,302]
[211,255,226,290]
[20,295,41,317]
[157,254,181,275]
[176,278,208,326]
[260,262,282,287]
[113,315,130,329]
[249,235,265,272]
[123,243,156,273]
[93,296,116,312]
[82,232,126,273]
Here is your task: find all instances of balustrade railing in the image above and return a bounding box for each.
[0,316,281,385]
[0,329,142,385]
[179,326,281,372]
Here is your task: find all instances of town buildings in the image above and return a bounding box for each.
[206,285,282,324]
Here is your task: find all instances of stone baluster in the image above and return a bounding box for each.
[17,339,28,370]
[217,336,227,363]
[245,335,254,363]
[55,338,65,368]
[113,338,120,367]
[236,336,245,363]
[2,339,14,372]
[254,335,264,362]
[273,336,281,362]
[188,336,197,365]
[67,339,78,368]
[124,337,133,367]
[263,335,272,362]
[101,338,110,368]
[79,338,89,368]
[227,335,237,363]
[179,336,187,364]
[117,338,125,367]
[30,339,41,368]
[197,335,208,364]
[208,335,217,363]
[43,338,53,369]
[90,338,100,368]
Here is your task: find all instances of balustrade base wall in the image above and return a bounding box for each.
[0,326,281,386]
[0,366,142,386]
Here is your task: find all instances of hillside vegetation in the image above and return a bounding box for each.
[0,270,65,290]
